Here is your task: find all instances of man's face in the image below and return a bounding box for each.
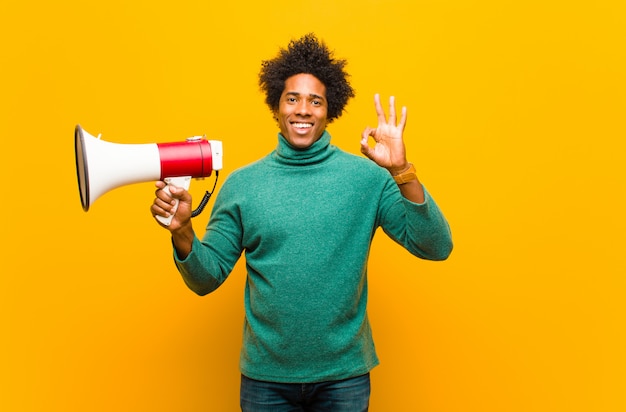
[274,73,328,149]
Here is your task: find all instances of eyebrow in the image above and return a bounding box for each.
[285,91,326,101]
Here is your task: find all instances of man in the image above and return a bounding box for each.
[151,33,452,411]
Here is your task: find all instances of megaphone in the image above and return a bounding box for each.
[74,124,223,225]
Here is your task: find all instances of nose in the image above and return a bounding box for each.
[295,99,310,116]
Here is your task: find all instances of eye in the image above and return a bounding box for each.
[287,97,297,103]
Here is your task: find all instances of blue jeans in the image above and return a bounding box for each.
[240,373,370,412]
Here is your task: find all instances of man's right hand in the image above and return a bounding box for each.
[151,181,193,231]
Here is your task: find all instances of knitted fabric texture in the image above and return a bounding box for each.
[174,131,452,383]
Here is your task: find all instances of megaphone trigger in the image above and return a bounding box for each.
[156,176,192,226]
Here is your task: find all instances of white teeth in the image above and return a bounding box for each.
[293,123,312,128]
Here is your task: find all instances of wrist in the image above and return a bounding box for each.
[388,162,411,176]
[391,163,418,185]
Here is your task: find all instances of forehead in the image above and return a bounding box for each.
[283,73,327,98]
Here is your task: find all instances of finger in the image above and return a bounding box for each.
[361,127,369,144]
[360,128,374,156]
[155,187,173,204]
[360,137,374,159]
[169,184,182,197]
[397,105,408,132]
[361,127,373,144]
[388,96,396,125]
[169,185,193,204]
[151,203,171,219]
[154,196,174,212]
[374,93,387,124]
[363,126,380,144]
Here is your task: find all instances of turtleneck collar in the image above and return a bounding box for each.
[272,130,334,166]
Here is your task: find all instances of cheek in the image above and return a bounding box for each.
[318,105,328,118]
[317,109,329,124]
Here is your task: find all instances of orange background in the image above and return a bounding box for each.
[1,1,625,411]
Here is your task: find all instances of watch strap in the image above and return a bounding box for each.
[392,163,418,185]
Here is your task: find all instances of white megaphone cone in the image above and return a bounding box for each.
[74,124,223,225]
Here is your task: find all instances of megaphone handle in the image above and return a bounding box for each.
[156,176,192,226]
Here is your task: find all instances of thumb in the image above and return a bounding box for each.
[168,185,190,202]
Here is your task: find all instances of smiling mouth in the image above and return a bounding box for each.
[291,122,313,129]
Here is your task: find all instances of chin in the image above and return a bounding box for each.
[289,136,317,149]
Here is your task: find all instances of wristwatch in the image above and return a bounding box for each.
[392,163,418,185]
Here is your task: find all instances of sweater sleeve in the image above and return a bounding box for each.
[172,178,245,296]
[379,180,453,261]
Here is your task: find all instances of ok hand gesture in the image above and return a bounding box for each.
[360,94,409,174]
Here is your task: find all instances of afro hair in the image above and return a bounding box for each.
[258,33,355,123]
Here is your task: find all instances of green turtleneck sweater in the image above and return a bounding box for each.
[174,131,452,383]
